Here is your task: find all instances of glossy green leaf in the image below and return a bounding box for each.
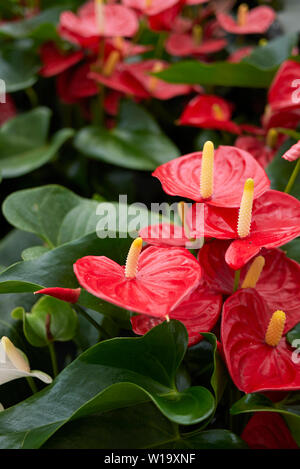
[287,322,300,346]
[201,333,228,405]
[22,296,78,347]
[0,230,42,272]
[43,401,246,449]
[21,246,51,261]
[243,34,298,70]
[0,321,215,449]
[3,185,83,247]
[155,61,276,88]
[0,7,63,39]
[266,138,300,199]
[0,108,74,178]
[0,40,39,92]
[74,100,180,170]
[282,239,300,263]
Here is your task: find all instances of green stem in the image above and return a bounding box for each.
[233,269,241,293]
[284,158,300,194]
[155,32,167,59]
[75,305,109,340]
[26,376,38,394]
[25,87,38,108]
[48,342,58,378]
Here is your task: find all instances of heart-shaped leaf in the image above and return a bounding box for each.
[74,100,180,170]
[0,321,215,448]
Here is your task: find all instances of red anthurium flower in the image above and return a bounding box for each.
[34,288,81,304]
[39,42,84,77]
[198,240,300,318]
[0,95,16,126]
[89,63,151,98]
[139,223,191,248]
[282,140,300,162]
[153,142,270,207]
[59,1,139,48]
[74,238,202,318]
[268,60,300,113]
[166,30,227,57]
[179,95,241,134]
[131,284,222,346]
[185,0,209,4]
[242,412,298,449]
[263,106,300,132]
[123,0,184,31]
[235,129,285,168]
[125,60,192,100]
[221,289,300,393]
[217,4,275,35]
[189,188,300,269]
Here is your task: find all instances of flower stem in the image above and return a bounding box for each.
[25,87,38,108]
[48,342,58,378]
[26,376,38,394]
[233,269,241,293]
[284,158,300,194]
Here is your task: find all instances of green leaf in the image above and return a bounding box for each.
[0,230,42,271]
[22,296,78,347]
[243,34,298,71]
[287,322,300,347]
[0,108,74,178]
[0,7,63,39]
[282,238,300,263]
[74,100,180,170]
[201,333,228,405]
[0,321,215,449]
[0,40,39,92]
[21,246,51,261]
[3,184,83,247]
[155,61,276,88]
[43,401,246,449]
[266,138,300,199]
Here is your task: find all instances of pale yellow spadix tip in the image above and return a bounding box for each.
[145,0,152,8]
[241,256,265,289]
[1,337,30,373]
[259,38,268,47]
[266,128,278,149]
[265,310,286,347]
[237,3,249,26]
[95,0,105,34]
[149,62,164,92]
[237,178,254,238]
[212,104,225,121]
[200,141,214,199]
[125,237,143,278]
[177,201,190,238]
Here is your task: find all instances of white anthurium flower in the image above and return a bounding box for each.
[0,336,53,386]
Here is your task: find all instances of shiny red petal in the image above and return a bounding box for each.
[282,140,300,162]
[221,289,300,393]
[131,284,222,346]
[39,42,84,77]
[74,246,202,317]
[217,6,276,34]
[123,0,180,16]
[0,95,16,126]
[34,287,81,303]
[166,33,226,56]
[139,223,190,247]
[242,412,298,449]
[268,60,300,112]
[153,145,270,206]
[89,66,150,98]
[235,135,274,168]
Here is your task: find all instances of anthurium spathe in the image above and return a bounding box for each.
[282,140,300,162]
[166,29,227,57]
[198,241,300,319]
[39,42,84,78]
[59,0,139,48]
[221,289,300,393]
[242,412,298,449]
[217,4,276,35]
[235,129,285,168]
[131,284,222,346]
[73,238,202,317]
[189,188,300,269]
[178,95,241,134]
[123,0,184,32]
[153,142,270,207]
[0,337,52,386]
[34,287,81,304]
[268,60,300,113]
